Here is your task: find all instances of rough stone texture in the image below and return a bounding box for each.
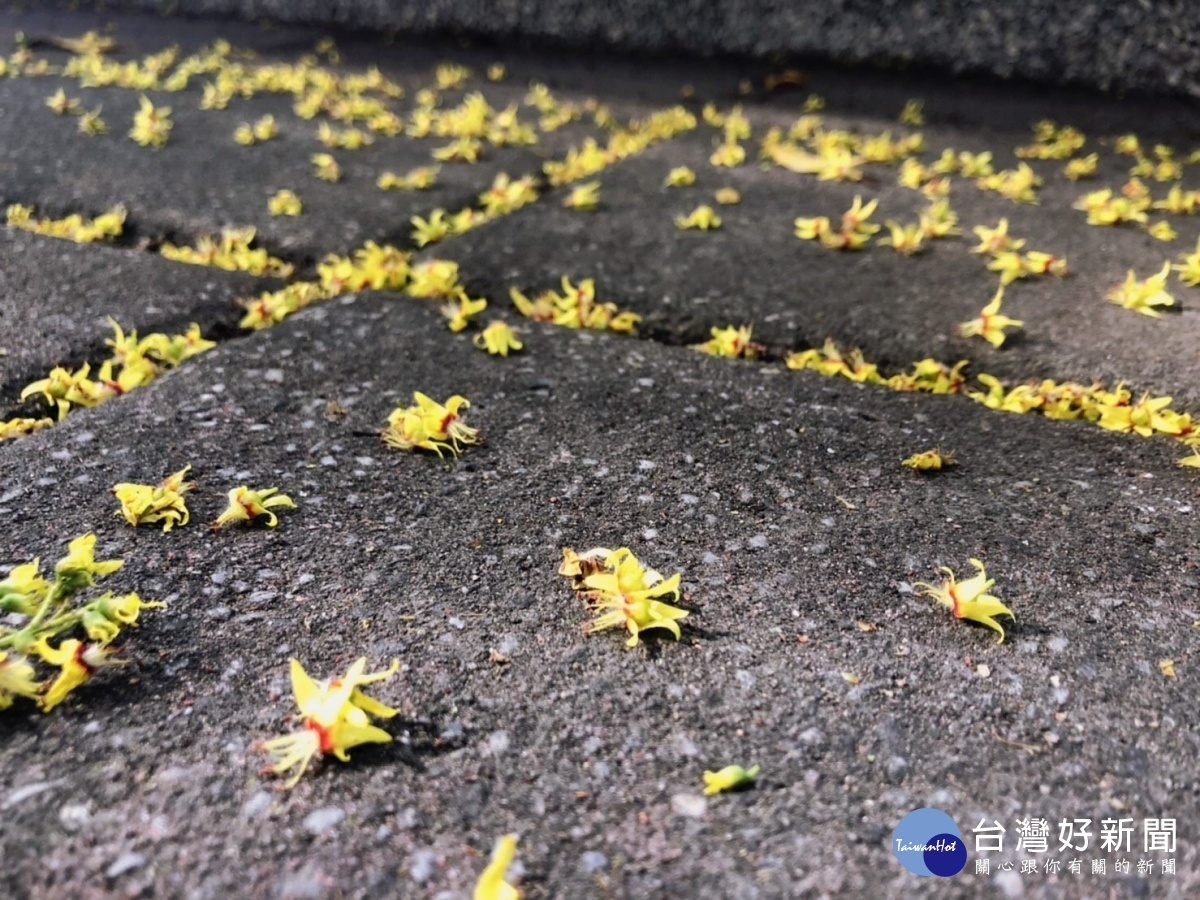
[0,230,265,405]
[441,120,1200,408]
[1,295,1197,898]
[2,7,1200,898]
[69,0,1200,98]
[0,59,608,263]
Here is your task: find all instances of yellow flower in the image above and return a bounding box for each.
[1153,185,1198,215]
[664,166,696,187]
[880,221,924,255]
[259,657,399,788]
[33,638,120,711]
[898,99,924,126]
[81,592,165,643]
[1106,263,1175,317]
[914,558,1014,643]
[692,324,755,358]
[793,216,830,241]
[1063,154,1098,180]
[487,63,506,81]
[1179,448,1200,469]
[918,199,960,239]
[578,547,689,647]
[902,449,956,470]
[0,651,42,710]
[710,142,745,167]
[233,123,255,145]
[564,181,601,210]
[46,88,81,115]
[0,417,53,441]
[1096,392,1177,437]
[212,486,297,529]
[253,114,278,141]
[111,465,195,532]
[441,292,488,332]
[0,560,49,615]
[474,834,519,900]
[676,205,722,230]
[473,321,523,356]
[1174,239,1200,286]
[436,62,471,89]
[129,95,172,147]
[412,209,452,247]
[958,287,1023,348]
[311,152,341,181]
[967,374,1044,414]
[382,393,480,457]
[267,189,302,216]
[407,259,461,299]
[377,165,440,191]
[78,107,107,135]
[703,764,760,795]
[480,173,538,215]
[432,137,482,163]
[1147,221,1177,242]
[54,533,123,597]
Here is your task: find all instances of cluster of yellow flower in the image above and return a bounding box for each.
[0,534,160,712]
[692,324,758,359]
[233,114,278,145]
[1075,185,1151,226]
[794,195,879,250]
[509,276,641,333]
[377,165,439,191]
[160,226,294,277]
[112,466,296,531]
[780,335,1199,464]
[1015,119,1086,161]
[258,657,400,788]
[112,465,195,532]
[411,172,540,248]
[676,204,722,230]
[267,188,302,216]
[16,318,214,423]
[976,163,1042,204]
[543,106,696,186]
[761,116,922,182]
[1118,137,1186,183]
[382,392,480,457]
[559,547,689,647]
[6,202,126,243]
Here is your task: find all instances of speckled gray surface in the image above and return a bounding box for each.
[0,230,266,404]
[2,6,1200,898]
[2,295,1198,898]
[69,0,1200,98]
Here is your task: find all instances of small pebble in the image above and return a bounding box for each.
[105,852,146,879]
[302,807,345,835]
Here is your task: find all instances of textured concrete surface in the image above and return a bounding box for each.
[65,0,1200,98]
[0,230,266,404]
[2,295,1198,898]
[2,7,1200,899]
[443,122,1200,409]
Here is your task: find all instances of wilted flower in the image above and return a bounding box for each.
[212,486,296,529]
[914,558,1014,643]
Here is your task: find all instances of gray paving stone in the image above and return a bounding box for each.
[437,120,1200,408]
[0,228,265,403]
[1,294,1196,897]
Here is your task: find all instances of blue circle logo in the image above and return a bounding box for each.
[892,808,967,877]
